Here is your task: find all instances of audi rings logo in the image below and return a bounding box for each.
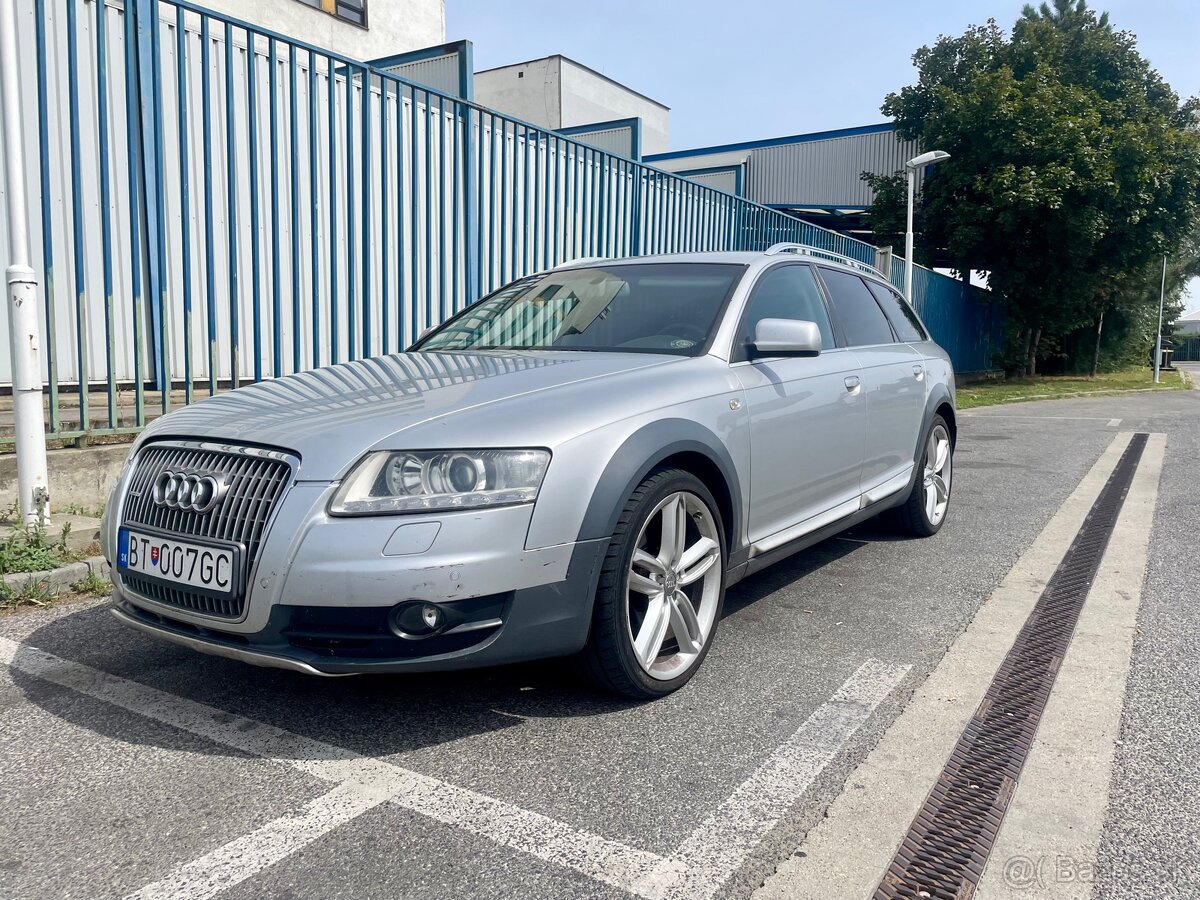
[151,470,229,514]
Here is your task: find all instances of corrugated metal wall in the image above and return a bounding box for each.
[561,122,637,159]
[745,128,921,207]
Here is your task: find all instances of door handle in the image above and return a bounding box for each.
[844,375,861,393]
[912,364,925,381]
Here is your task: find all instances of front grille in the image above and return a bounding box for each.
[120,442,295,619]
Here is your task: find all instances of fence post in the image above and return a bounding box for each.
[131,0,169,394]
[1,0,51,524]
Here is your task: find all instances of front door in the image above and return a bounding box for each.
[731,264,867,547]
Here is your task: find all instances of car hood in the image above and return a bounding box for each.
[138,351,677,479]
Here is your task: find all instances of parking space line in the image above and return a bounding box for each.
[653,659,910,900]
[125,782,399,900]
[0,638,668,898]
[961,414,1122,423]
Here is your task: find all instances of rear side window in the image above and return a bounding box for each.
[819,268,895,347]
[739,264,835,356]
[867,281,927,342]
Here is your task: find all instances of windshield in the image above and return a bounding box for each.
[413,263,745,355]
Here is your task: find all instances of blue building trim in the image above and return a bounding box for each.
[558,116,642,161]
[645,122,895,162]
[675,163,745,197]
[366,40,475,100]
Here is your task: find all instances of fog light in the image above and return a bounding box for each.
[389,601,451,639]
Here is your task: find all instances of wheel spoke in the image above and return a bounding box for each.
[925,482,938,520]
[678,536,718,583]
[658,494,688,568]
[668,591,703,655]
[633,548,666,576]
[629,570,661,596]
[934,439,950,473]
[932,473,949,504]
[634,595,671,667]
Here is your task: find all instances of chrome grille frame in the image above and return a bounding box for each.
[117,441,298,620]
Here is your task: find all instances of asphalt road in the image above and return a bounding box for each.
[1,382,1197,900]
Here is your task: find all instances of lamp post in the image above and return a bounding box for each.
[1154,255,1167,384]
[904,150,951,303]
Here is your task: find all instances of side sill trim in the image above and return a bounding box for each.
[750,497,861,557]
[861,464,915,507]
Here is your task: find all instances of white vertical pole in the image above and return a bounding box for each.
[1154,254,1166,384]
[903,168,916,303]
[1,0,50,526]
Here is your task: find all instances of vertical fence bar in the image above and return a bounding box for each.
[65,0,89,432]
[247,29,262,381]
[146,0,171,408]
[437,95,446,320]
[200,16,216,395]
[308,52,320,368]
[327,55,338,364]
[423,90,432,329]
[290,46,301,371]
[223,21,239,389]
[268,37,281,376]
[395,80,406,345]
[34,0,59,432]
[360,65,371,354]
[380,79,390,353]
[345,63,357,359]
[174,6,194,407]
[96,0,117,425]
[451,99,460,312]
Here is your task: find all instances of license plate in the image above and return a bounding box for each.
[117,528,238,595]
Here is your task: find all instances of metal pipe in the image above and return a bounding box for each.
[1154,254,1166,384]
[0,0,50,524]
[904,166,916,304]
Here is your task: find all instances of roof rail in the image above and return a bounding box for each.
[764,243,888,281]
[552,256,609,270]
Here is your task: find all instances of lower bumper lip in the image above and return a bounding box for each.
[109,607,354,677]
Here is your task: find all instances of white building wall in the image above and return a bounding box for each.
[558,59,669,155]
[473,58,563,131]
[198,0,444,60]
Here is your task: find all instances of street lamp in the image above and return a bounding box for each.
[904,150,951,303]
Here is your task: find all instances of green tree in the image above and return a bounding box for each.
[866,0,1200,374]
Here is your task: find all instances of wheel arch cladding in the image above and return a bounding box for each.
[577,419,742,550]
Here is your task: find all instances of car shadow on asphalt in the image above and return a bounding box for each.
[12,527,893,761]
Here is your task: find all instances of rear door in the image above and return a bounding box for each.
[731,263,867,546]
[817,267,927,499]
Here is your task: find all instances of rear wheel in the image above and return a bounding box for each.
[889,415,953,537]
[581,469,726,699]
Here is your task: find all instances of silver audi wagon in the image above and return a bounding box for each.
[104,244,955,698]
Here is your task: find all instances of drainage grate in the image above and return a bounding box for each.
[875,432,1148,900]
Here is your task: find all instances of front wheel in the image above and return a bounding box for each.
[889,415,953,537]
[580,469,726,699]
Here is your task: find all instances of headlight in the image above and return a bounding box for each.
[329,449,551,515]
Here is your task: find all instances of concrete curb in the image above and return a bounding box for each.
[3,555,110,595]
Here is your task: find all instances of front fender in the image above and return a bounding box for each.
[575,418,744,549]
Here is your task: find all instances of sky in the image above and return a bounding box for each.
[447,0,1200,312]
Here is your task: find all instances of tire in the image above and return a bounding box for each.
[579,468,727,700]
[889,414,954,537]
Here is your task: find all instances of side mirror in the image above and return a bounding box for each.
[750,318,822,358]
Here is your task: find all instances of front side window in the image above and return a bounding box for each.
[866,281,927,342]
[738,264,835,358]
[413,263,745,355]
[819,268,896,347]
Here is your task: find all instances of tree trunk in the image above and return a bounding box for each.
[1020,328,1032,378]
[1027,327,1042,377]
[1090,310,1105,378]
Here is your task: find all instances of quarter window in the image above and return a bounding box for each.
[738,265,835,358]
[819,268,895,347]
[867,281,927,342]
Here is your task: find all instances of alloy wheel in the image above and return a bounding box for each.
[923,423,953,526]
[625,491,723,681]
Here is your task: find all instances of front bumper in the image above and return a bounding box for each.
[111,537,608,674]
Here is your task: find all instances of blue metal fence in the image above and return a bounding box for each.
[2,0,1001,444]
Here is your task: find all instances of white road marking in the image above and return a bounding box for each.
[125,782,398,900]
[1108,417,1122,426]
[0,638,667,898]
[0,634,908,900]
[649,659,910,900]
